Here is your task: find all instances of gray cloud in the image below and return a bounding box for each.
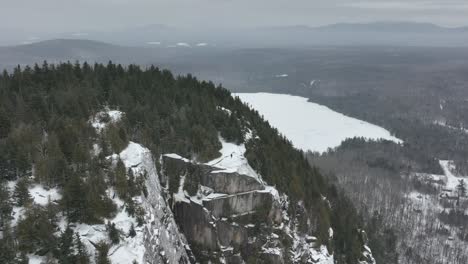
[1,0,467,35]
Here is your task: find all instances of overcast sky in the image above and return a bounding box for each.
[1,0,467,34]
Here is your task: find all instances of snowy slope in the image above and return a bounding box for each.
[206,137,262,182]
[114,141,190,263]
[235,93,402,153]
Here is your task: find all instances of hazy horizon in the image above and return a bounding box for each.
[2,0,468,35]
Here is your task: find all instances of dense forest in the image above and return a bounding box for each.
[0,62,371,263]
[308,138,468,264]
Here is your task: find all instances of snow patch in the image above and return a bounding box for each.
[119,142,148,168]
[439,160,467,190]
[176,42,191,47]
[163,153,190,163]
[90,109,123,132]
[275,74,289,78]
[207,137,262,181]
[29,185,62,206]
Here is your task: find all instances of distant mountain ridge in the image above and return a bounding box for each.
[1,21,468,48]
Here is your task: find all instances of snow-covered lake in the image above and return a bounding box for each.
[235,93,402,153]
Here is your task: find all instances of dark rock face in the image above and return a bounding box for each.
[162,155,286,264]
[173,200,218,250]
[200,171,265,194]
[203,191,273,219]
[216,220,248,248]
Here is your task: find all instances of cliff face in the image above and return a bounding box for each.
[119,143,191,263]
[157,137,371,264]
[94,111,374,264]
[163,153,286,263]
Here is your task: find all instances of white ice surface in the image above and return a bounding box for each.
[235,93,402,153]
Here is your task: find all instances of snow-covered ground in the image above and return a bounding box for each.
[439,160,467,190]
[433,120,468,134]
[206,137,262,181]
[29,185,61,206]
[235,93,402,153]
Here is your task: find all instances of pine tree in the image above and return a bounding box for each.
[15,252,29,264]
[107,221,120,244]
[85,175,116,222]
[57,226,75,264]
[95,241,111,264]
[36,133,67,187]
[115,159,128,198]
[0,107,11,139]
[0,181,12,225]
[75,233,90,264]
[0,222,17,263]
[129,223,136,238]
[62,173,88,223]
[13,177,32,207]
[107,124,128,154]
[457,179,466,198]
[16,206,56,254]
[127,168,138,197]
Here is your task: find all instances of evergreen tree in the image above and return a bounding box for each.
[13,177,32,207]
[108,221,120,244]
[62,173,88,223]
[0,222,17,263]
[75,233,90,264]
[107,124,128,154]
[16,206,56,254]
[35,133,68,187]
[0,107,11,138]
[15,252,29,264]
[95,241,111,264]
[129,223,136,238]
[57,226,74,264]
[0,181,12,226]
[457,179,466,198]
[127,168,138,197]
[115,159,128,198]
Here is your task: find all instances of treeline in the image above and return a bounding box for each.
[0,62,368,263]
[308,93,468,175]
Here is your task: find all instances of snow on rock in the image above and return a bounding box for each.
[439,160,467,190]
[216,106,232,116]
[163,153,191,163]
[119,142,148,168]
[28,254,46,264]
[90,108,123,132]
[173,174,190,204]
[235,93,402,153]
[29,185,62,206]
[11,206,25,226]
[117,141,190,263]
[207,137,262,182]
